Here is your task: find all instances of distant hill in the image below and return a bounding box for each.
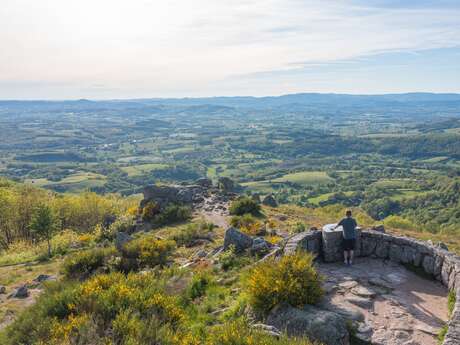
[2,92,460,110]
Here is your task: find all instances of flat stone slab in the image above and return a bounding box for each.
[317,258,448,345]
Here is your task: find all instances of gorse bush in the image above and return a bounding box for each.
[62,247,116,279]
[0,272,185,345]
[246,252,323,315]
[142,201,161,222]
[230,214,265,236]
[229,197,261,216]
[120,235,176,272]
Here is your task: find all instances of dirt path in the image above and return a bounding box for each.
[199,211,229,228]
[317,258,448,345]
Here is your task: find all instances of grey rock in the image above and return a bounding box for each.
[262,194,278,207]
[195,178,212,188]
[34,274,56,283]
[251,324,281,337]
[9,285,29,299]
[375,240,390,259]
[389,244,403,263]
[436,242,449,251]
[194,250,208,258]
[319,301,365,322]
[422,255,435,275]
[251,237,272,255]
[361,237,377,256]
[368,277,393,290]
[339,280,359,290]
[346,295,373,308]
[223,227,253,252]
[115,232,133,251]
[266,304,349,345]
[351,285,377,298]
[142,184,203,209]
[372,224,385,233]
[217,177,235,193]
[0,285,6,294]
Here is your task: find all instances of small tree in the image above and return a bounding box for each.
[30,204,58,258]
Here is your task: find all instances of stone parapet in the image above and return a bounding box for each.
[284,226,460,345]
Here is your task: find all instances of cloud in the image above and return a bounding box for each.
[0,0,459,98]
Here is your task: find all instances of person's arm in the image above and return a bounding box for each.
[334,219,343,230]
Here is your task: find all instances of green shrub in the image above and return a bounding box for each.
[153,204,192,227]
[229,197,261,216]
[186,271,214,300]
[62,247,116,279]
[170,222,214,247]
[219,245,252,271]
[292,222,306,233]
[246,252,323,315]
[120,235,176,271]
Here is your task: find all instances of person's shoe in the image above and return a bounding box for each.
[349,260,353,266]
[344,260,348,265]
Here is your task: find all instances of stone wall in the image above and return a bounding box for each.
[286,225,460,345]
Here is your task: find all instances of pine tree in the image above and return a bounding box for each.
[30,204,58,258]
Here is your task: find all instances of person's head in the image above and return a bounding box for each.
[346,210,352,218]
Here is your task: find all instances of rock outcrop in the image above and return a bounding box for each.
[223,227,253,252]
[262,194,278,207]
[266,304,349,345]
[217,177,235,193]
[9,285,29,299]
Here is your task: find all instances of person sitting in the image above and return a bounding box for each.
[334,210,357,265]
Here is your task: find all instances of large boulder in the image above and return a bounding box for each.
[142,184,202,209]
[195,178,213,188]
[262,194,278,207]
[9,285,29,299]
[223,227,253,252]
[266,304,349,345]
[217,177,235,193]
[251,237,273,255]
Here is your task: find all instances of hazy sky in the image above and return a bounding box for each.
[1,0,460,99]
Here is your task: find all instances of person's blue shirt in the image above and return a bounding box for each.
[338,217,357,239]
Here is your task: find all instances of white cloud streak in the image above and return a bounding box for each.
[1,0,459,98]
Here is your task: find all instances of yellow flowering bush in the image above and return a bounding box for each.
[120,235,175,271]
[246,252,323,315]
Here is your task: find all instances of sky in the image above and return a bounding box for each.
[1,0,460,99]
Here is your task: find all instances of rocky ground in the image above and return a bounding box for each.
[317,258,448,345]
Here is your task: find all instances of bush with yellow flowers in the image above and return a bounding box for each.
[120,235,176,271]
[246,252,323,315]
[0,272,187,345]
